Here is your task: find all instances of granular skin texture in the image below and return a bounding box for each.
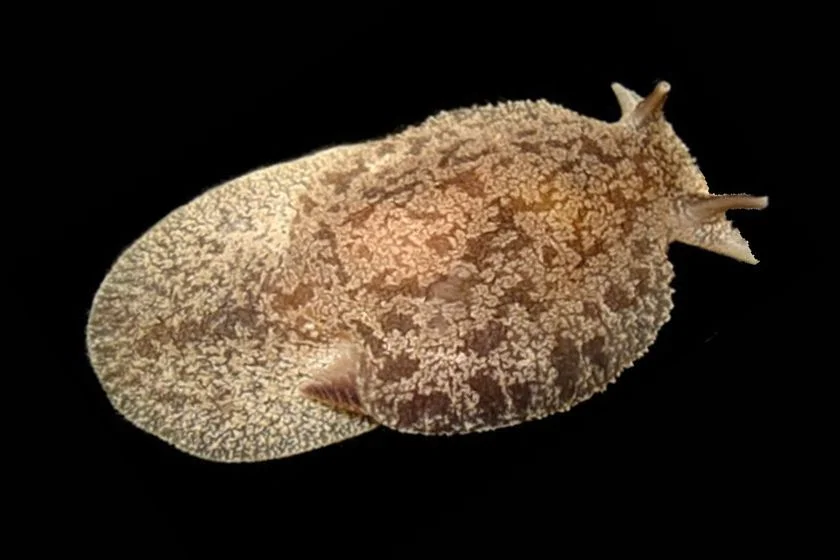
[86,82,767,461]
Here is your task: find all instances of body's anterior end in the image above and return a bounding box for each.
[612,83,643,118]
[687,195,768,221]
[627,81,671,127]
[672,194,769,265]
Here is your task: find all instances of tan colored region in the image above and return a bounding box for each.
[86,82,767,460]
[86,145,380,462]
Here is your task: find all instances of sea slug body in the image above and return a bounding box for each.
[86,81,767,462]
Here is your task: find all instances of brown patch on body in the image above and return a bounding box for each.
[426,273,471,302]
[397,391,451,429]
[463,206,534,265]
[463,230,498,265]
[581,135,622,165]
[362,186,384,200]
[630,267,655,298]
[582,335,609,377]
[495,203,517,226]
[545,139,570,149]
[276,283,315,311]
[493,156,514,172]
[363,180,423,207]
[583,301,601,320]
[324,161,368,195]
[341,205,376,228]
[135,336,156,359]
[466,320,506,358]
[451,149,491,166]
[424,234,453,256]
[137,322,172,354]
[551,336,581,399]
[437,140,468,168]
[604,284,633,311]
[503,231,534,255]
[376,142,397,156]
[542,244,559,267]
[408,135,430,155]
[210,306,259,339]
[310,225,350,284]
[499,277,544,314]
[380,310,416,335]
[367,274,424,300]
[631,238,650,259]
[512,141,543,155]
[508,382,532,413]
[568,233,604,268]
[353,243,372,260]
[351,320,385,356]
[621,207,639,236]
[378,353,421,382]
[466,373,505,425]
[440,170,485,198]
[427,313,450,331]
[298,194,317,216]
[605,188,628,210]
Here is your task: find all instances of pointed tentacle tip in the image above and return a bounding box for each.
[611,82,643,118]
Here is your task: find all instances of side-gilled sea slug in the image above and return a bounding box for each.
[86,81,768,462]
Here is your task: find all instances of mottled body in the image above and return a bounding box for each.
[86,82,766,461]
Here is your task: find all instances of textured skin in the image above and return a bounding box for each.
[305,100,685,434]
[86,145,380,462]
[86,82,765,461]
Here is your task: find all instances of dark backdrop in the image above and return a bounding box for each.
[41,8,824,549]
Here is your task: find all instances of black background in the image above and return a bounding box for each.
[37,7,826,548]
